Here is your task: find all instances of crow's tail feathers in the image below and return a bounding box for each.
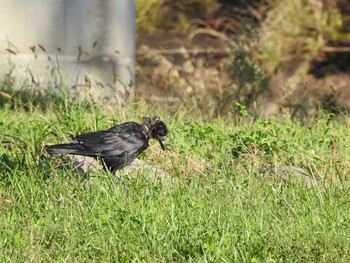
[46,143,85,155]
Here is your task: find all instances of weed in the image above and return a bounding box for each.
[1,96,350,261]
[136,0,165,31]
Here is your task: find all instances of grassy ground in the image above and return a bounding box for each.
[1,96,350,262]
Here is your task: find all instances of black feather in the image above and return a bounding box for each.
[46,118,167,173]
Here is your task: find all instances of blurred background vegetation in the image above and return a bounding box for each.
[135,0,350,119]
[0,0,348,120]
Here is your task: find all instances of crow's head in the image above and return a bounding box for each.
[142,117,168,150]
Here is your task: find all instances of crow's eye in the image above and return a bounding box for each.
[162,128,168,136]
[159,131,167,136]
[154,122,167,137]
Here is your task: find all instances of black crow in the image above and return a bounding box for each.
[46,117,167,173]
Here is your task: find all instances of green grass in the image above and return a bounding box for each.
[136,0,165,31]
[1,95,350,262]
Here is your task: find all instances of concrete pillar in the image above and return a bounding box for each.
[0,0,135,103]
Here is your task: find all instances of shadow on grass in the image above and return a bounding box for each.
[0,153,17,174]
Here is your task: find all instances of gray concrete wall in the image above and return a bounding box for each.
[0,0,135,103]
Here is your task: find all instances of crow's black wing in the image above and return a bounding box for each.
[47,122,148,157]
[75,129,148,157]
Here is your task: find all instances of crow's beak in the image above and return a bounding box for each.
[157,136,166,151]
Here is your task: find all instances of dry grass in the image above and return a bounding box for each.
[136,0,165,31]
[258,0,341,74]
